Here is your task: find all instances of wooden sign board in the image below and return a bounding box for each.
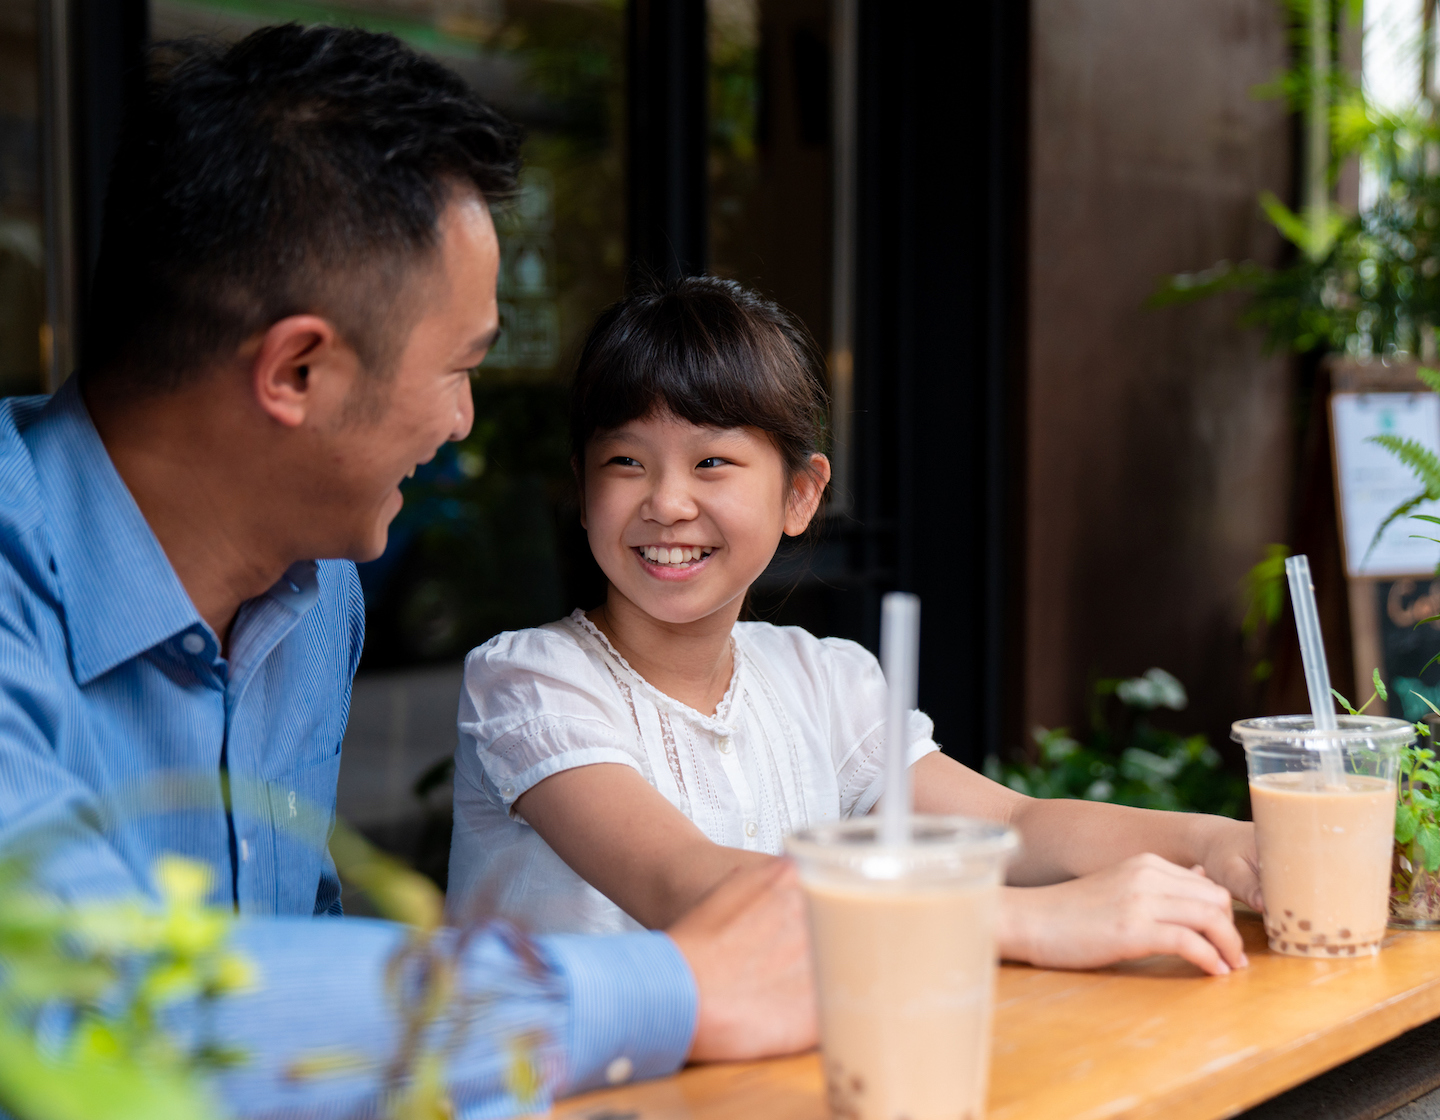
[1329,360,1440,714]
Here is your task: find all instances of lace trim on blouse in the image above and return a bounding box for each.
[564,608,741,734]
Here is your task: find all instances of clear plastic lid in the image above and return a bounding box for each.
[786,816,1019,883]
[1231,714,1416,751]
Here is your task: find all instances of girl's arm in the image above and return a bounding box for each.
[911,752,1259,975]
[513,762,773,929]
[911,753,1260,902]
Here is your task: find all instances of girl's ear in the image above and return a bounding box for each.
[571,454,587,529]
[783,453,831,536]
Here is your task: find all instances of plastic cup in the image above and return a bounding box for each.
[1232,715,1411,958]
[786,816,1018,1120]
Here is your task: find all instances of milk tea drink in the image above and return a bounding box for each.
[1233,716,1411,960]
[805,879,996,1120]
[787,818,1017,1120]
[1250,773,1395,956]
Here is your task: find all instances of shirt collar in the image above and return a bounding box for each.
[26,379,322,686]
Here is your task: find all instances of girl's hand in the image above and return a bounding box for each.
[999,853,1248,976]
[1195,817,1262,913]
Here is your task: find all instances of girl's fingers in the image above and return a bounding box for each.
[1128,855,1233,908]
[1148,896,1247,969]
[1150,922,1231,977]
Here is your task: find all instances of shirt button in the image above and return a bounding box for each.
[501,784,515,799]
[718,736,731,754]
[181,633,205,655]
[745,821,757,838]
[605,1056,633,1084]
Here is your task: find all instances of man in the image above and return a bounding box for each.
[0,24,812,1116]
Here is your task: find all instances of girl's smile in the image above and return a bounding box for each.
[635,544,717,580]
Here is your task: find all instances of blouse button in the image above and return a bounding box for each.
[718,736,732,754]
[501,784,515,799]
[745,821,758,838]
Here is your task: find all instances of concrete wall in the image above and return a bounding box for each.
[1025,0,1295,743]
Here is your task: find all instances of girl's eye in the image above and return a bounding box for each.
[606,456,641,468]
[696,457,729,469]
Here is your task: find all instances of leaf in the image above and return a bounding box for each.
[1418,822,1440,873]
[1259,191,1347,259]
[1413,690,1440,718]
[1242,544,1291,637]
[1419,366,1440,394]
[1369,435,1440,497]
[1332,687,1359,715]
[1398,801,1421,844]
[1148,260,1267,309]
[0,1021,220,1120]
[1374,668,1389,702]
[1363,488,1431,565]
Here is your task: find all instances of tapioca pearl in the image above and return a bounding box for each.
[1296,943,1309,952]
[1347,945,1357,956]
[1285,910,1294,918]
[1327,945,1340,955]
[1339,928,1351,939]
[1313,933,1326,945]
[1281,922,1288,932]
[1280,941,1289,950]
[1298,920,1311,931]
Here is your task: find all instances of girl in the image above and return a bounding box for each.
[449,277,1259,976]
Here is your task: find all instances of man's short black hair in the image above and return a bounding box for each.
[85,23,523,393]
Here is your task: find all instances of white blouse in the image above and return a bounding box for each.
[447,609,939,934]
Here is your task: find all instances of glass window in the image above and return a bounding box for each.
[0,0,46,396]
[708,0,833,354]
[707,0,848,636]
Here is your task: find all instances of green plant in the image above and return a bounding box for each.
[0,799,551,1120]
[0,856,250,1120]
[985,668,1247,817]
[1151,0,1429,359]
[1332,675,1440,924]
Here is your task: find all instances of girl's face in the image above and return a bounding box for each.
[582,411,829,627]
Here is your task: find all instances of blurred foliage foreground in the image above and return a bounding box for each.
[0,824,546,1120]
[987,668,1248,818]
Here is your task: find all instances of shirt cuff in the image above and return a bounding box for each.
[540,930,697,1096]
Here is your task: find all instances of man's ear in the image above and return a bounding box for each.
[783,453,832,536]
[571,454,588,529]
[250,315,341,428]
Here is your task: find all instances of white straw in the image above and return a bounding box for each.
[1284,554,1345,785]
[880,592,921,847]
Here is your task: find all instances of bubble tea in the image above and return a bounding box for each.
[1233,716,1410,958]
[787,817,1018,1120]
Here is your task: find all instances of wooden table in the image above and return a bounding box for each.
[555,911,1440,1120]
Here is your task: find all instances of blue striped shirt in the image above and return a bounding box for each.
[0,379,696,1115]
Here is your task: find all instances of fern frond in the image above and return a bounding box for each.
[1364,488,1430,565]
[1419,366,1440,395]
[1369,434,1440,497]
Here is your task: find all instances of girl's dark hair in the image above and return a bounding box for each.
[569,276,830,492]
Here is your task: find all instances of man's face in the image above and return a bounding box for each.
[316,194,499,561]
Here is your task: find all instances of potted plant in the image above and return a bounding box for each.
[1334,674,1440,926]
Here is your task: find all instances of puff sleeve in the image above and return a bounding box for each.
[456,626,648,815]
[819,636,940,817]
